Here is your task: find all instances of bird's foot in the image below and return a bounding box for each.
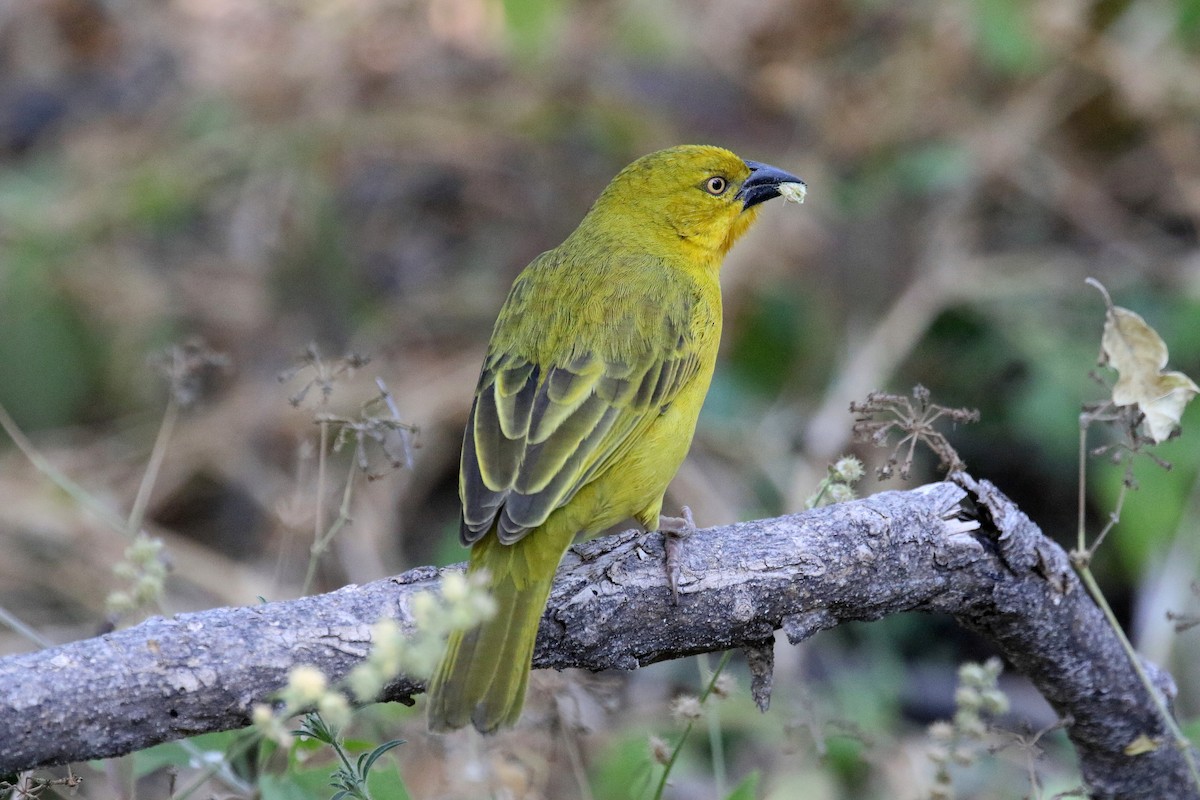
[657,506,697,603]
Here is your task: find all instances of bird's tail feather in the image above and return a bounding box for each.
[426,530,567,733]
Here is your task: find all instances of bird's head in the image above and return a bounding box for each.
[582,144,805,261]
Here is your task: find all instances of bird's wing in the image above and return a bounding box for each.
[459,276,702,546]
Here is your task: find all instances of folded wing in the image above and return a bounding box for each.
[460,323,700,545]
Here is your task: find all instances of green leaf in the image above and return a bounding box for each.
[361,739,406,777]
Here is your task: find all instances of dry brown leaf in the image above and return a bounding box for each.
[1122,732,1161,756]
[1101,305,1199,443]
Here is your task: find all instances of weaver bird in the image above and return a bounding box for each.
[427,144,804,733]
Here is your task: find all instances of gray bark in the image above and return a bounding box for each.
[1,475,1195,799]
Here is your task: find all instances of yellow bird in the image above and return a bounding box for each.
[427,144,804,733]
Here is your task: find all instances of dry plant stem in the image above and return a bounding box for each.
[0,402,127,534]
[1076,405,1133,562]
[1076,417,1089,557]
[3,477,1197,799]
[127,398,179,540]
[798,264,955,468]
[1073,420,1200,790]
[999,720,1066,799]
[308,418,331,592]
[1088,478,1129,558]
[808,479,831,507]
[700,654,727,799]
[562,729,595,800]
[1,401,244,793]
[652,650,733,800]
[1075,565,1200,792]
[301,459,358,596]
[0,606,52,649]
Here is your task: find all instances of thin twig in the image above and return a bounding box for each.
[0,606,53,649]
[1076,417,1089,558]
[0,403,127,535]
[303,419,332,596]
[127,399,180,540]
[301,455,358,597]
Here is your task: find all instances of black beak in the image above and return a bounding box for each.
[737,160,805,209]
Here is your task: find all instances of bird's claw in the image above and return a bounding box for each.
[657,506,697,603]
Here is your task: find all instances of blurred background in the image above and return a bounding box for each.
[1,0,1198,797]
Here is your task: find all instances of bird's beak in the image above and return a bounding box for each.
[737,160,806,209]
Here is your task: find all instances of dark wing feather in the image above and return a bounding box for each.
[459,355,539,542]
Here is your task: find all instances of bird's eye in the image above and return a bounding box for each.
[704,176,728,195]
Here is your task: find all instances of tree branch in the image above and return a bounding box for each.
[1,475,1195,799]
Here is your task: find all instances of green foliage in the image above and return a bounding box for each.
[128,727,263,798]
[822,736,871,790]
[716,284,834,417]
[124,163,204,237]
[1004,313,1103,469]
[502,0,566,59]
[1097,400,1200,577]
[130,715,417,800]
[292,713,406,800]
[833,142,974,215]
[831,629,906,733]
[271,181,364,339]
[359,764,412,800]
[723,770,760,800]
[912,299,1100,470]
[260,773,329,800]
[808,456,865,508]
[971,0,1044,74]
[132,731,237,778]
[0,249,98,431]
[730,292,808,397]
[433,519,471,567]
[892,143,973,194]
[1183,4,1200,42]
[591,732,657,800]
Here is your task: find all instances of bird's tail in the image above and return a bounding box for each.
[426,528,569,733]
